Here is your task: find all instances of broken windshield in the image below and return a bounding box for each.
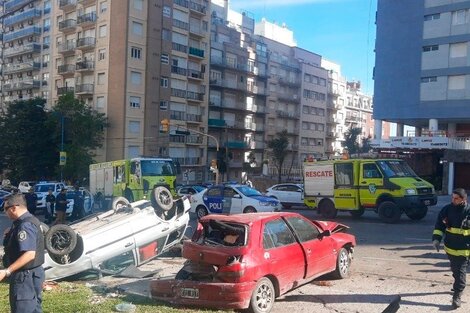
[376,160,417,178]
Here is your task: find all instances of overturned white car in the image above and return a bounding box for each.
[43,187,190,280]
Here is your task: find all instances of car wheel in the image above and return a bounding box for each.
[112,197,130,213]
[332,247,351,279]
[248,277,275,313]
[349,207,365,218]
[45,224,77,256]
[243,206,257,213]
[196,206,208,220]
[378,201,402,224]
[319,199,337,219]
[151,186,173,211]
[405,206,428,221]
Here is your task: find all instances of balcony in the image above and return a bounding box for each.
[247,85,266,96]
[327,116,340,124]
[189,1,207,15]
[172,42,188,53]
[189,25,205,37]
[326,132,338,138]
[76,37,96,50]
[3,26,42,43]
[3,8,42,27]
[173,19,189,31]
[76,60,94,72]
[57,86,75,95]
[75,84,94,95]
[78,0,96,5]
[226,141,248,149]
[328,89,341,97]
[3,43,41,58]
[187,69,204,80]
[59,0,77,11]
[58,40,76,55]
[208,118,226,127]
[188,46,204,58]
[58,19,77,33]
[278,93,300,103]
[77,12,97,28]
[345,115,361,123]
[173,0,189,9]
[186,90,204,102]
[276,110,300,119]
[171,66,187,76]
[171,88,186,99]
[3,62,41,74]
[173,157,201,166]
[186,113,202,123]
[3,79,41,91]
[186,135,203,145]
[57,64,76,75]
[4,0,31,12]
[279,77,301,87]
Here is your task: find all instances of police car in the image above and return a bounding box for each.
[191,184,282,219]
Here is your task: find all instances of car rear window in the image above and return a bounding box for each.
[35,184,55,192]
[202,219,247,247]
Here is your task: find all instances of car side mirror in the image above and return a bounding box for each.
[318,229,331,240]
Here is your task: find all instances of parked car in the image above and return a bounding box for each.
[176,185,206,198]
[150,212,356,313]
[190,184,282,219]
[18,181,36,194]
[43,187,191,280]
[0,190,12,208]
[65,188,94,217]
[35,182,66,209]
[265,183,304,209]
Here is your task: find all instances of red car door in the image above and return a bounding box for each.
[285,216,336,279]
[261,218,305,294]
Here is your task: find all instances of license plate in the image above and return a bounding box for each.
[424,200,431,205]
[181,288,199,299]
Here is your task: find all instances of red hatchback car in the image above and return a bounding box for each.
[150,212,356,313]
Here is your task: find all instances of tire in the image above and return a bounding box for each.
[196,206,208,220]
[124,189,134,203]
[405,206,428,221]
[349,208,365,218]
[112,196,130,213]
[319,199,337,219]
[248,277,275,313]
[45,224,77,256]
[378,201,402,224]
[332,247,351,279]
[244,206,257,213]
[151,186,173,211]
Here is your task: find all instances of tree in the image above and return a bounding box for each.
[360,135,372,154]
[0,98,57,182]
[52,93,107,183]
[342,127,362,155]
[267,130,289,183]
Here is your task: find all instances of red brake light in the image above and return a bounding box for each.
[216,257,245,282]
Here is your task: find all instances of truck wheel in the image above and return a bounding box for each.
[45,224,77,256]
[248,277,275,313]
[405,206,428,221]
[378,201,402,223]
[349,208,365,218]
[319,199,337,219]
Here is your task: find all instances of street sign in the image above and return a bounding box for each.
[59,151,67,165]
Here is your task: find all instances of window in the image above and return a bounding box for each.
[286,217,320,243]
[422,45,438,52]
[263,219,296,249]
[448,75,466,90]
[452,10,467,25]
[163,6,171,17]
[42,54,50,67]
[134,0,143,10]
[99,25,107,37]
[160,77,169,88]
[162,28,171,41]
[100,1,107,13]
[424,13,440,21]
[97,72,105,84]
[43,36,50,48]
[160,101,168,110]
[335,163,353,185]
[128,146,139,158]
[132,21,143,36]
[129,121,140,133]
[130,96,141,108]
[161,54,169,64]
[96,96,105,109]
[131,47,142,59]
[98,48,106,60]
[363,163,382,179]
[450,42,467,58]
[421,76,437,83]
[43,18,50,32]
[131,71,142,85]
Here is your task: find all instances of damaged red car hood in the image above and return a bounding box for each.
[313,220,349,233]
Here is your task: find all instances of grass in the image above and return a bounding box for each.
[0,281,227,313]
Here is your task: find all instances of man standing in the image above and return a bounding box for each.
[54,188,68,225]
[45,188,56,224]
[1,193,45,313]
[433,188,470,309]
[24,188,38,216]
[71,186,84,221]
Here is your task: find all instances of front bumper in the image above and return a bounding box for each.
[397,195,437,209]
[150,278,256,310]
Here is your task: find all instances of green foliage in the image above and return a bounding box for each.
[342,127,362,155]
[0,98,57,182]
[267,130,289,183]
[360,135,372,153]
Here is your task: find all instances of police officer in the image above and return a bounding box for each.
[45,188,55,224]
[24,187,38,215]
[1,193,45,313]
[433,188,470,309]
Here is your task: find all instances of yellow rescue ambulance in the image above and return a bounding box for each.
[303,159,437,223]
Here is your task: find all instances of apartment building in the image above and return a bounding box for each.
[208,2,267,181]
[375,0,470,192]
[1,0,51,110]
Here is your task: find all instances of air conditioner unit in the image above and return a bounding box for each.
[28,20,34,25]
[28,37,34,42]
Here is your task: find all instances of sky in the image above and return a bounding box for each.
[229,0,377,95]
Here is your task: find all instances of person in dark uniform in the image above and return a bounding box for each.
[1,193,45,313]
[432,188,470,309]
[71,186,84,221]
[24,188,38,215]
[54,188,68,225]
[45,188,56,224]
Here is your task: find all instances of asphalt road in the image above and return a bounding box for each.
[2,196,468,312]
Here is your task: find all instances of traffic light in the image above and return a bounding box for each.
[161,118,169,132]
